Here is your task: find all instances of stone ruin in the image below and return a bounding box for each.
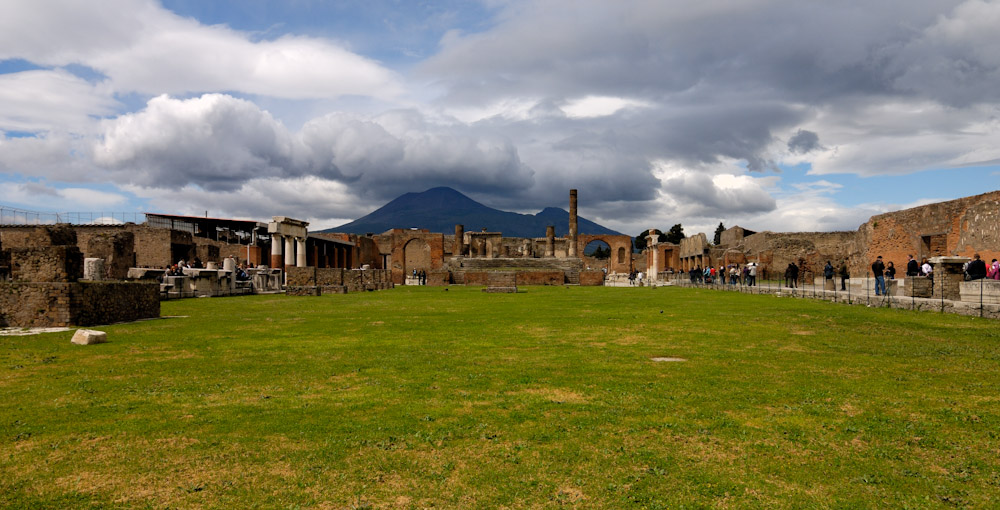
[0,225,159,327]
[374,189,634,287]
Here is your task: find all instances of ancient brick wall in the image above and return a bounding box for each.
[0,281,158,327]
[69,282,159,326]
[579,270,605,286]
[463,272,489,285]
[128,226,194,268]
[82,231,135,279]
[0,282,72,327]
[515,271,564,285]
[858,191,1000,275]
[486,271,517,290]
[737,231,857,280]
[316,268,344,286]
[286,266,317,286]
[10,246,83,283]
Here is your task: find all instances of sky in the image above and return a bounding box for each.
[2,0,1000,237]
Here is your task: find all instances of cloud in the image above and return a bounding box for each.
[0,0,402,100]
[787,130,821,154]
[95,93,535,199]
[0,180,128,210]
[0,70,119,133]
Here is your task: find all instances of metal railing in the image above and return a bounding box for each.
[0,205,145,226]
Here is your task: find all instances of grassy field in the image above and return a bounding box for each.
[2,286,999,509]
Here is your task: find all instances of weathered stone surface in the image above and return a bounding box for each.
[83,258,105,281]
[71,329,107,345]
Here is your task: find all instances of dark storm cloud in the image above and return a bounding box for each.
[787,130,821,154]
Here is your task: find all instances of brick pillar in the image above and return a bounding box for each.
[545,226,555,257]
[568,189,578,257]
[271,234,283,269]
[931,257,969,301]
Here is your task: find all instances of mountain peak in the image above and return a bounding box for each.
[322,188,622,237]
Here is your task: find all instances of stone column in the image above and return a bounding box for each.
[284,236,295,268]
[296,237,307,267]
[271,234,283,269]
[454,224,464,256]
[568,189,578,257]
[545,226,555,257]
[649,229,659,277]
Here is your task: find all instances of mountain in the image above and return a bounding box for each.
[320,187,623,238]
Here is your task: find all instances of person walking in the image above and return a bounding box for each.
[839,260,849,291]
[748,262,757,287]
[872,255,886,295]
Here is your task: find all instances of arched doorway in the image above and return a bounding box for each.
[403,238,431,278]
[583,240,612,272]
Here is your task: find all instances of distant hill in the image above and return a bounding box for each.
[320,187,623,238]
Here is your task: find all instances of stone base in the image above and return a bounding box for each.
[483,287,518,293]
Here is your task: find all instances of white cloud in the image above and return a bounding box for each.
[0,70,119,133]
[0,0,401,100]
[0,181,128,210]
[562,96,651,118]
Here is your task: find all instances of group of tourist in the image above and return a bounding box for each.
[628,269,644,285]
[411,269,427,285]
[163,257,254,282]
[964,254,999,281]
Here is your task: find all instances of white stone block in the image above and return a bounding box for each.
[71,329,107,345]
[83,258,105,281]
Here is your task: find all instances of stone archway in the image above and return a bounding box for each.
[583,239,612,271]
[403,238,431,276]
[577,234,633,273]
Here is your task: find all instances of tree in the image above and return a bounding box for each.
[634,229,668,251]
[664,224,685,244]
[714,222,726,245]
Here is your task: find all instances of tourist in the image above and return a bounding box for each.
[886,261,896,280]
[906,254,919,277]
[921,259,933,291]
[839,261,849,290]
[748,262,757,287]
[988,259,999,280]
[784,262,798,288]
[192,257,203,269]
[871,255,886,295]
[967,253,987,280]
[823,261,834,283]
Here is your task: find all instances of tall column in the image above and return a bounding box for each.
[271,234,284,268]
[545,226,555,257]
[296,238,307,267]
[568,189,578,257]
[454,224,464,256]
[285,236,295,268]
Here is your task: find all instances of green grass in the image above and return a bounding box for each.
[2,286,999,509]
